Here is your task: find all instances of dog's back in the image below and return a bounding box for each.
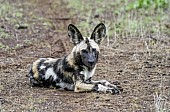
[29,57,75,90]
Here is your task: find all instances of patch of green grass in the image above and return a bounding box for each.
[0,42,5,49]
[126,0,169,10]
[0,83,4,92]
[0,28,10,39]
[0,42,9,50]
[0,2,13,17]
[0,2,23,40]
[24,39,33,45]
[66,0,169,38]
[0,1,23,23]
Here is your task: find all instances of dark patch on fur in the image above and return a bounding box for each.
[74,52,84,68]
[62,56,75,72]
[92,84,99,92]
[42,76,54,87]
[53,58,63,79]
[52,56,75,84]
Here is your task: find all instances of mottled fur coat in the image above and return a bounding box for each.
[28,23,123,94]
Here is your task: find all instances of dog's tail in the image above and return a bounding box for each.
[26,66,33,77]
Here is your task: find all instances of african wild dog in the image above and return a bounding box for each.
[28,23,123,94]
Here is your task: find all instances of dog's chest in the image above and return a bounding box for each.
[80,66,96,81]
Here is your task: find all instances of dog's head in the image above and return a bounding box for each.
[68,23,106,70]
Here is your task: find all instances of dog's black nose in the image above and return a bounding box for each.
[88,53,96,65]
[88,59,95,65]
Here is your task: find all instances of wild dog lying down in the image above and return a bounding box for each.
[28,23,123,94]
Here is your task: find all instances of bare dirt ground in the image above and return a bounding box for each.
[0,0,170,112]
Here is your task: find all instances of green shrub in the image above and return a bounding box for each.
[126,0,169,10]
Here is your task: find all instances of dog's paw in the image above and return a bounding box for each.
[106,85,123,95]
[95,84,123,95]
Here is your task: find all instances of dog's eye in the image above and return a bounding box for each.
[82,49,88,53]
[92,48,96,52]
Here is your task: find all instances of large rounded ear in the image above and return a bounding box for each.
[68,24,84,45]
[90,23,106,44]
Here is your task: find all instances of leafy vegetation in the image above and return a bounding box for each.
[126,0,169,10]
[66,0,169,38]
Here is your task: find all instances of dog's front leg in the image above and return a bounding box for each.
[73,70,96,93]
[90,79,123,94]
[90,79,115,87]
[73,70,122,94]
[74,81,109,93]
[74,81,122,94]
[74,81,95,92]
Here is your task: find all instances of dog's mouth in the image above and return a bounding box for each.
[83,61,96,70]
[88,64,95,70]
